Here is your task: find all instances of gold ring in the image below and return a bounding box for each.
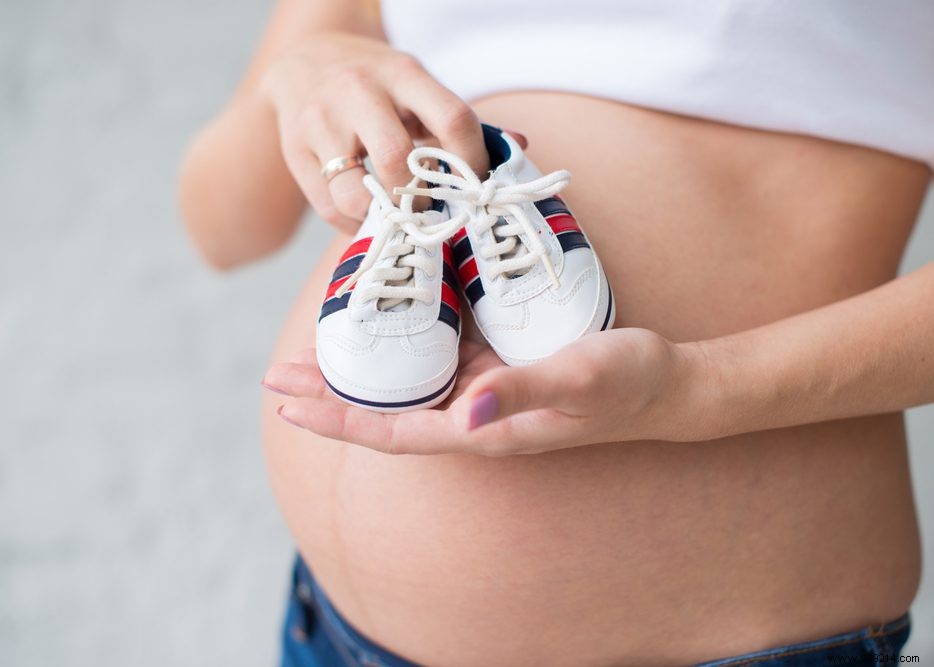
[321,154,366,182]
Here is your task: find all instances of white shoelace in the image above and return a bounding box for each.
[335,175,464,311]
[395,147,571,288]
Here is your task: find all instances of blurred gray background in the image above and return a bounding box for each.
[1,1,931,665]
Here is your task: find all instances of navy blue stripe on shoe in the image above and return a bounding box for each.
[600,276,614,331]
[438,302,460,331]
[318,294,351,321]
[452,236,473,267]
[535,197,571,218]
[557,231,591,253]
[324,371,457,409]
[442,262,458,290]
[330,255,365,282]
[464,278,485,306]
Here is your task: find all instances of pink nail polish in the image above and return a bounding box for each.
[469,391,499,430]
[502,128,529,147]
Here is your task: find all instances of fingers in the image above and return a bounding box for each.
[262,353,579,455]
[503,129,528,150]
[350,89,416,196]
[306,115,370,221]
[277,397,455,455]
[390,62,488,175]
[262,361,330,399]
[291,56,521,225]
[464,361,573,430]
[261,351,462,454]
[278,116,360,235]
[306,75,420,218]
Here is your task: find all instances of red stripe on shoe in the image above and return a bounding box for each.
[338,237,372,264]
[546,214,581,235]
[441,282,460,312]
[324,275,352,300]
[442,241,454,267]
[458,257,479,284]
[451,227,468,244]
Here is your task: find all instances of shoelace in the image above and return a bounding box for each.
[395,147,571,288]
[335,175,464,311]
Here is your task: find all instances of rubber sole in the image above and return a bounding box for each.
[599,270,616,331]
[321,370,458,414]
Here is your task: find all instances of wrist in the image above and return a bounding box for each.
[665,339,736,442]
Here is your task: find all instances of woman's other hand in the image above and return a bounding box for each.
[262,329,714,456]
[260,32,488,234]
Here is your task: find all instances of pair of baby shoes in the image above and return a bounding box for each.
[315,124,615,412]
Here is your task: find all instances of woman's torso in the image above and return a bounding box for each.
[263,93,929,666]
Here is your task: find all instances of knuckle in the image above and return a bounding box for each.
[510,379,533,412]
[299,105,328,133]
[333,64,372,91]
[437,101,477,135]
[475,438,499,457]
[313,200,342,225]
[567,364,595,394]
[384,438,407,456]
[384,420,409,455]
[279,138,300,165]
[392,52,424,74]
[478,435,517,458]
[278,121,306,154]
[332,186,371,216]
[557,366,594,403]
[369,140,412,175]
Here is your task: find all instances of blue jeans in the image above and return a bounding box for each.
[280,556,911,667]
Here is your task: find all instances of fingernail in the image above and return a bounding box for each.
[261,380,290,396]
[468,391,499,430]
[277,404,302,428]
[503,128,528,145]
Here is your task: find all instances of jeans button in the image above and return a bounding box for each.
[290,625,308,643]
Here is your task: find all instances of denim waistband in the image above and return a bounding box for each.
[696,612,911,666]
[294,558,422,667]
[288,556,911,667]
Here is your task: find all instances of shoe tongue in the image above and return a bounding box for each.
[380,300,411,313]
[376,228,417,312]
[491,217,531,279]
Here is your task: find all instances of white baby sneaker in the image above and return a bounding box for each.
[397,124,615,366]
[316,175,463,412]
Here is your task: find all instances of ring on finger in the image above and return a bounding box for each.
[321,154,366,182]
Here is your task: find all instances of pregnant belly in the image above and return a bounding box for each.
[262,93,926,666]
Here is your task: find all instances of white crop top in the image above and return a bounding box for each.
[381,0,934,167]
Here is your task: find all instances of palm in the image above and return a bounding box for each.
[437,336,507,410]
[267,326,679,455]
[266,335,511,452]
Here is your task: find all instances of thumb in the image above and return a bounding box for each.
[465,362,566,430]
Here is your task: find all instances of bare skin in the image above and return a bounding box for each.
[261,94,928,666]
[178,1,933,663]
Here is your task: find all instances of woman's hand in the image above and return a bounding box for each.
[260,32,488,234]
[262,329,713,456]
